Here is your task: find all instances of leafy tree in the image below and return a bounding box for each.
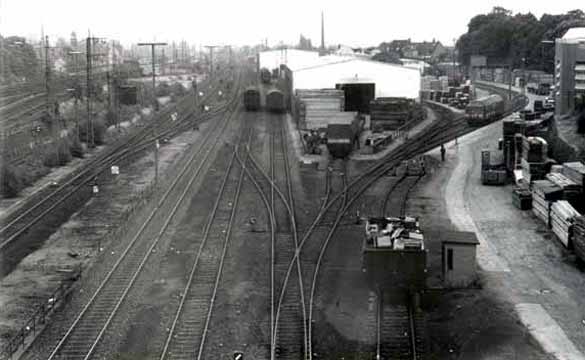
[457,7,585,73]
[0,35,40,83]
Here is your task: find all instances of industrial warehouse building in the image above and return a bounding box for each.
[555,27,585,116]
[258,49,421,113]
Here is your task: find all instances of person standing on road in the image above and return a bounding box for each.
[440,144,446,162]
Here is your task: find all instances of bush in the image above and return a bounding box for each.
[43,140,72,167]
[105,109,117,127]
[0,164,27,198]
[155,82,171,97]
[69,136,84,158]
[170,82,186,97]
[79,119,107,146]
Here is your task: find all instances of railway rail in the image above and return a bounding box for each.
[21,68,243,360]
[274,90,528,360]
[0,68,237,256]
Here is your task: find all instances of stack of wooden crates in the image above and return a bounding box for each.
[294,89,345,130]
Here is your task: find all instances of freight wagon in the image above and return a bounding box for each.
[260,68,271,84]
[266,89,285,113]
[243,87,261,111]
[326,114,363,158]
[466,94,505,126]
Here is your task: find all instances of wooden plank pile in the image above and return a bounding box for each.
[531,180,563,227]
[561,162,585,188]
[572,216,585,263]
[295,89,345,130]
[545,172,582,204]
[550,200,579,248]
[370,97,412,131]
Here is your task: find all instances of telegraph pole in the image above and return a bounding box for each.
[138,42,167,111]
[45,36,51,117]
[205,45,218,79]
[86,34,93,148]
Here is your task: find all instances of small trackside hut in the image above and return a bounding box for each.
[440,231,479,288]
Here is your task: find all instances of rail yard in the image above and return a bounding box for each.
[3,4,585,360]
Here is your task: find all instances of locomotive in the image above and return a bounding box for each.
[465,94,505,126]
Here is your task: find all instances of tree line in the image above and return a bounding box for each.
[457,7,585,73]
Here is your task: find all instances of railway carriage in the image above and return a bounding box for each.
[465,94,505,126]
[243,87,261,111]
[266,89,285,113]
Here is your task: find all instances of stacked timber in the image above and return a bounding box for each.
[561,162,585,188]
[370,97,412,131]
[531,180,563,227]
[545,173,582,204]
[550,201,580,248]
[295,89,345,130]
[572,216,585,263]
[521,136,549,183]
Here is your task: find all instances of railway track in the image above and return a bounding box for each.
[272,90,528,360]
[21,69,244,360]
[239,112,309,360]
[158,125,248,360]
[0,68,237,260]
[376,171,425,360]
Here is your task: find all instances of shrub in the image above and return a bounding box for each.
[0,164,27,198]
[43,140,72,167]
[155,82,171,97]
[69,136,84,158]
[79,119,107,146]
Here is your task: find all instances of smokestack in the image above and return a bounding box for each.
[320,11,325,53]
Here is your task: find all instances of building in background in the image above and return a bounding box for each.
[555,27,585,116]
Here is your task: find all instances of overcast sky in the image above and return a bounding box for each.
[1,0,583,47]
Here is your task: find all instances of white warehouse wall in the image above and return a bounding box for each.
[292,59,421,100]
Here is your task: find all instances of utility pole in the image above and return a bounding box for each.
[86,33,93,148]
[68,51,82,139]
[205,45,218,79]
[45,36,51,117]
[138,42,167,111]
[45,36,61,165]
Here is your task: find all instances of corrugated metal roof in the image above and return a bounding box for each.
[563,27,585,40]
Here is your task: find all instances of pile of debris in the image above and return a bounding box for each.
[364,216,424,251]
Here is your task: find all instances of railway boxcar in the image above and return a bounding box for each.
[260,68,271,84]
[326,114,363,158]
[266,89,285,113]
[466,94,505,126]
[243,87,261,111]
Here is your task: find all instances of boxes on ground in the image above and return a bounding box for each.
[482,169,507,185]
[513,186,532,210]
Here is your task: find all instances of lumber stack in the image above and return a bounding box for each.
[550,200,579,248]
[572,216,585,263]
[370,97,412,131]
[545,172,582,204]
[295,89,345,130]
[562,162,585,188]
[531,180,562,227]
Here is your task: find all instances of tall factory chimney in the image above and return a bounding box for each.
[320,11,325,54]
